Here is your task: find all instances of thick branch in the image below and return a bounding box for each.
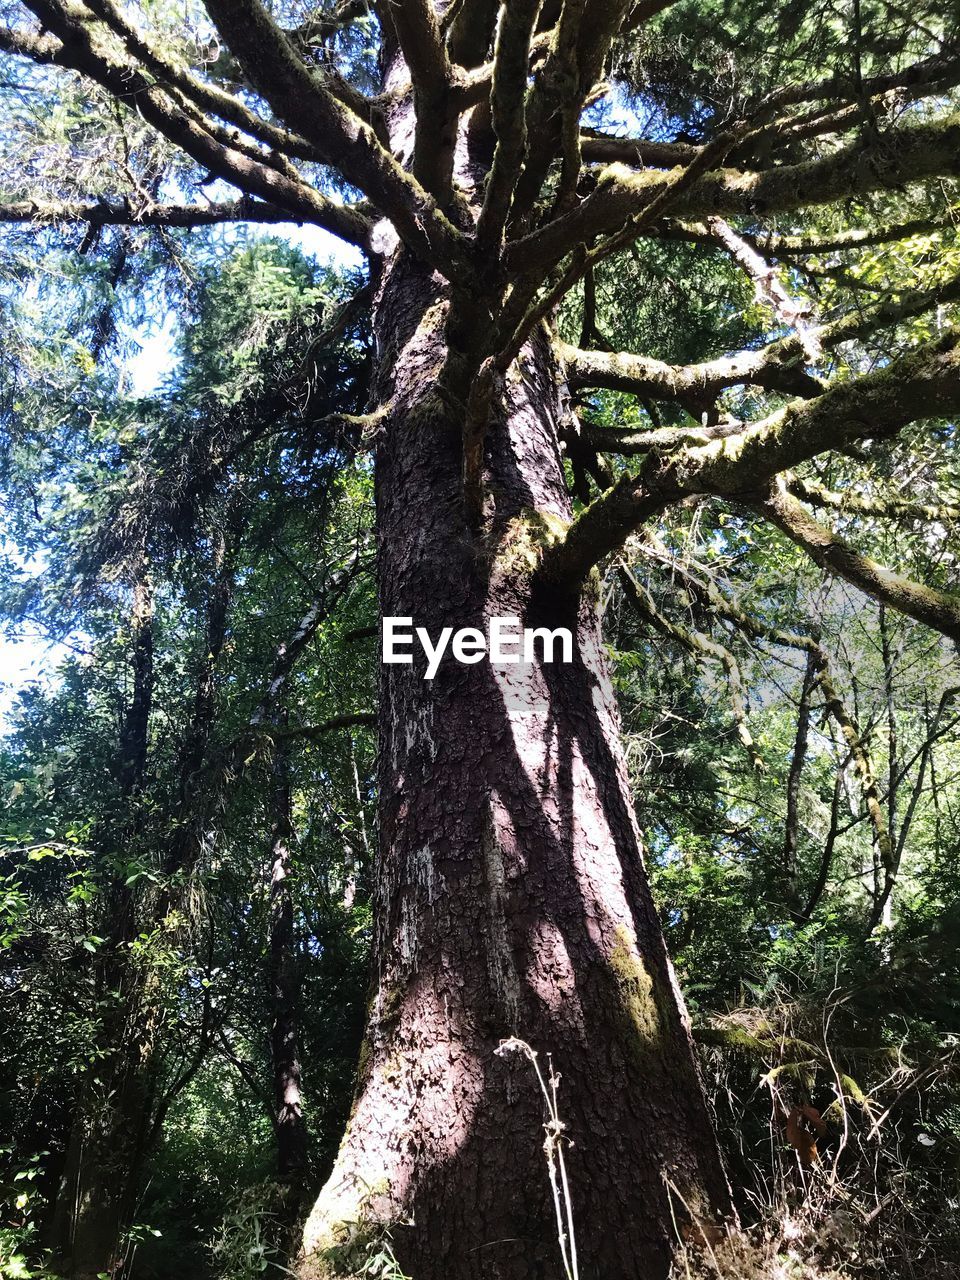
[509,0,632,228]
[0,196,307,229]
[675,330,960,495]
[579,129,698,168]
[751,479,960,645]
[391,0,457,197]
[0,20,62,60]
[544,329,960,582]
[202,0,472,279]
[509,112,960,275]
[18,0,374,248]
[749,46,960,116]
[475,0,543,254]
[565,269,960,412]
[561,339,822,404]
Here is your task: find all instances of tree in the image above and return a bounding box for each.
[2,1,960,1277]
[0,234,376,1277]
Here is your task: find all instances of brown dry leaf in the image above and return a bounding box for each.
[786,1104,826,1165]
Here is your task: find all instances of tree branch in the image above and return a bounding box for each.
[390,0,457,198]
[475,0,543,255]
[201,0,472,280]
[560,338,822,405]
[272,711,377,742]
[579,128,698,168]
[652,214,958,261]
[17,0,374,249]
[631,534,893,884]
[618,565,765,770]
[81,0,361,160]
[752,478,960,645]
[509,112,960,275]
[509,0,633,229]
[787,475,960,523]
[0,196,315,230]
[542,329,960,583]
[564,268,960,413]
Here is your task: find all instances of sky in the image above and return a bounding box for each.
[0,221,363,729]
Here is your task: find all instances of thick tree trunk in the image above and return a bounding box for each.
[299,255,731,1279]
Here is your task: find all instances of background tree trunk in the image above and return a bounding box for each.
[269,721,309,1189]
[299,255,731,1280]
[47,522,233,1278]
[47,561,156,1280]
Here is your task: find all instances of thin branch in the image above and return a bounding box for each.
[271,711,377,741]
[618,566,765,770]
[631,535,893,889]
[787,475,960,523]
[703,216,820,361]
[81,0,368,158]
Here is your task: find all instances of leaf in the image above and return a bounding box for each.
[786,1105,825,1166]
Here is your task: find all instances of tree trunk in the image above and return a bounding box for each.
[299,254,731,1280]
[47,1050,154,1280]
[269,722,310,1188]
[48,520,233,1277]
[47,562,156,1280]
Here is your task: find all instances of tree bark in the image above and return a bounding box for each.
[269,722,310,1187]
[299,254,731,1280]
[783,648,817,909]
[47,561,156,1280]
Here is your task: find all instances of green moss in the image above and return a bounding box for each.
[355,1035,372,1084]
[609,925,661,1045]
[377,979,405,1028]
[491,507,570,577]
[582,565,603,609]
[606,927,672,1078]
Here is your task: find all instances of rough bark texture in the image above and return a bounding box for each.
[299,254,731,1280]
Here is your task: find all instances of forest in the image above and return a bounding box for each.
[1,0,960,1277]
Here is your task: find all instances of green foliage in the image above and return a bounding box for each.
[0,2,959,1276]
[0,234,375,1278]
